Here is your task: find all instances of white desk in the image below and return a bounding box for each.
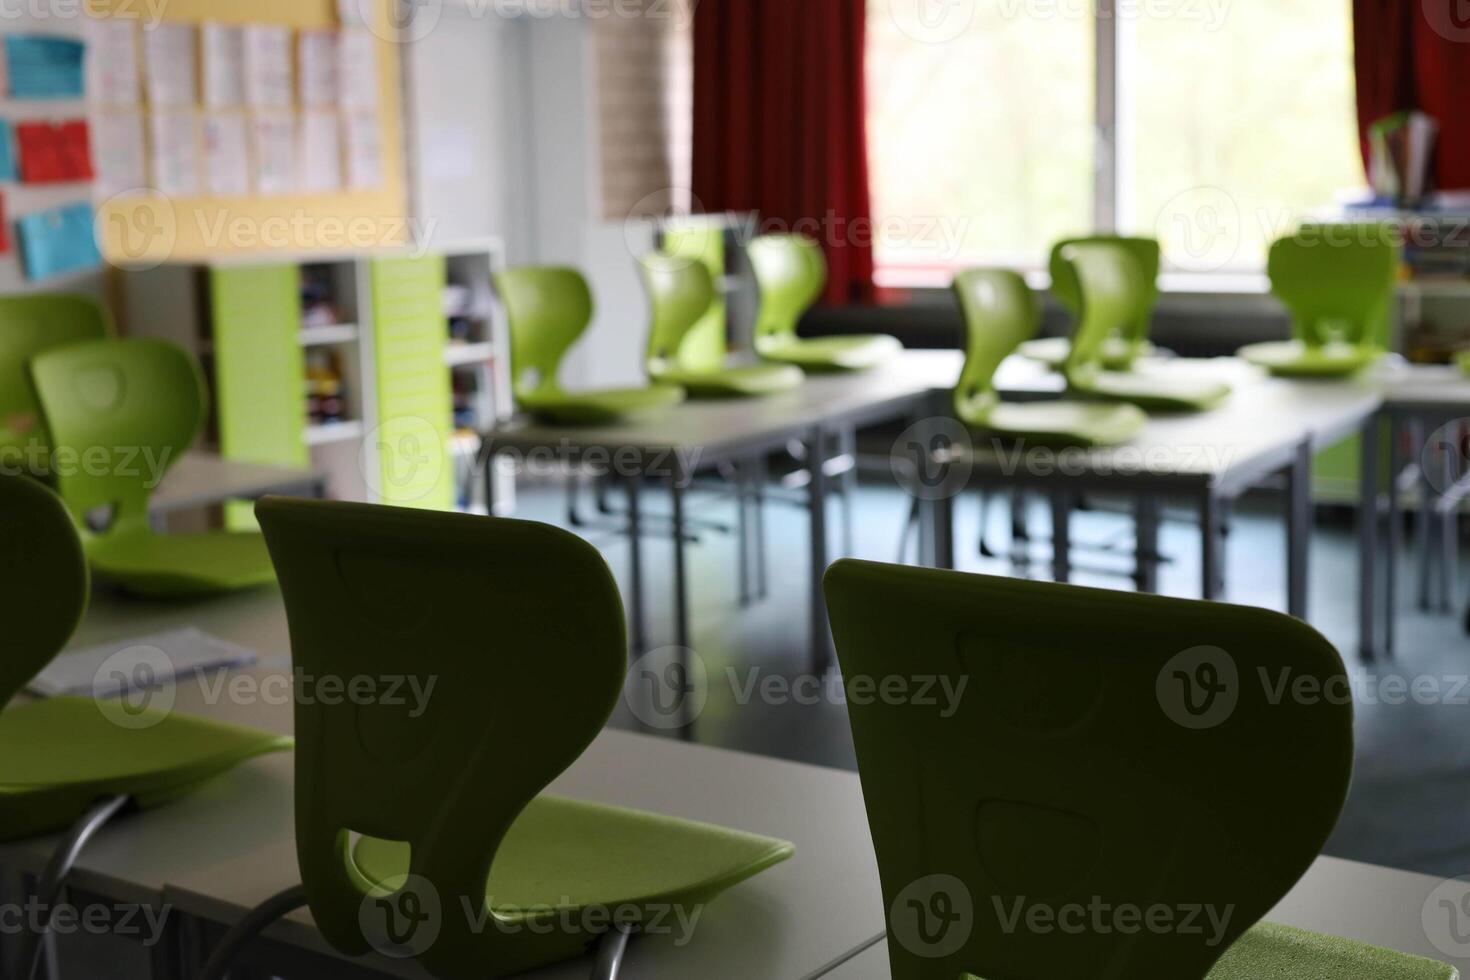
[819,857,1470,977]
[149,452,326,517]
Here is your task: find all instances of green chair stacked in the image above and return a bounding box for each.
[1061,243,1232,412]
[639,253,803,397]
[1020,236,1161,371]
[747,234,901,371]
[953,269,1145,446]
[824,559,1456,980]
[1241,224,1399,378]
[28,337,278,597]
[243,497,793,978]
[495,266,685,424]
[0,294,111,478]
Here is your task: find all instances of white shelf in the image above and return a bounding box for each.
[444,342,494,367]
[304,420,365,446]
[301,324,361,346]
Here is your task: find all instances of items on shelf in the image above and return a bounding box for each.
[1368,110,1438,207]
[304,349,347,425]
[299,264,342,327]
[451,369,478,430]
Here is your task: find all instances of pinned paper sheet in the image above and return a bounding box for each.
[17,120,93,183]
[0,121,15,181]
[203,113,249,196]
[201,22,246,107]
[338,28,378,109]
[16,202,102,281]
[299,110,341,192]
[343,110,382,190]
[250,112,297,194]
[143,22,197,105]
[87,18,140,104]
[299,30,338,108]
[5,35,85,100]
[244,25,293,108]
[93,111,146,197]
[149,111,201,196]
[27,627,258,698]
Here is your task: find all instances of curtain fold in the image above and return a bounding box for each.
[693,0,875,304]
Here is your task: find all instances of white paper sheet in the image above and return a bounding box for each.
[343,109,383,190]
[28,627,258,698]
[298,29,338,108]
[338,28,378,109]
[142,21,197,106]
[203,112,250,196]
[299,110,341,192]
[201,22,246,107]
[244,24,293,108]
[148,110,201,196]
[93,110,147,197]
[250,111,297,194]
[88,18,140,104]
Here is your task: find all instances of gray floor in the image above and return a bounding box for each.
[515,470,1470,880]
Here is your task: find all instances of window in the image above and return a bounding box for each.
[868,0,1364,284]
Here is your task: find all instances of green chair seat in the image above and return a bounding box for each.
[353,794,793,924]
[1017,335,1156,371]
[975,400,1147,447]
[757,333,903,372]
[1072,368,1232,412]
[518,383,685,426]
[0,695,291,840]
[1239,339,1383,378]
[1459,350,1470,377]
[1207,922,1456,979]
[86,528,277,598]
[655,362,804,398]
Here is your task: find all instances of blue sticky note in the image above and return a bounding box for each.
[17,202,102,281]
[5,35,86,100]
[0,122,14,181]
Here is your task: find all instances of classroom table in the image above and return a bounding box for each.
[150,452,328,520]
[817,856,1470,977]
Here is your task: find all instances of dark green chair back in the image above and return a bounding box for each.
[1268,224,1399,350]
[1049,237,1160,345]
[638,253,719,378]
[1059,244,1149,383]
[0,294,111,473]
[493,267,596,401]
[824,559,1354,980]
[28,338,201,535]
[0,475,88,707]
[255,497,626,969]
[951,269,1040,422]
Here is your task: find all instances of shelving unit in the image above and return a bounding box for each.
[118,239,512,518]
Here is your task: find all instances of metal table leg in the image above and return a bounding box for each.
[736,459,752,607]
[1358,414,1380,659]
[1414,418,1433,610]
[1387,410,1402,658]
[1135,495,1162,593]
[669,471,691,654]
[1287,440,1312,622]
[806,428,834,675]
[1201,492,1222,601]
[1050,492,1072,584]
[626,473,646,656]
[754,454,769,600]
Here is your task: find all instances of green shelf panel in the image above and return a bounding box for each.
[370,254,454,511]
[209,264,308,529]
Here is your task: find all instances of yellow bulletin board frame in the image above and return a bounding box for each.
[88,0,409,264]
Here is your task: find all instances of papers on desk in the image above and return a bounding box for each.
[28,627,258,698]
[5,35,85,99]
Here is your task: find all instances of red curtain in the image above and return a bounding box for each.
[693,0,875,305]
[1355,0,1470,190]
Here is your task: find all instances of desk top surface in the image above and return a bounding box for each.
[150,452,325,514]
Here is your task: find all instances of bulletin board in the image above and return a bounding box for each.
[88,0,409,264]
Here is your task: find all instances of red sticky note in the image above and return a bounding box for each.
[16,120,92,183]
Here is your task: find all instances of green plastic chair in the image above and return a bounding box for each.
[952,269,1145,447]
[1019,236,1161,371]
[1061,244,1231,412]
[28,337,278,598]
[747,234,901,371]
[1241,224,1399,378]
[495,266,686,424]
[0,294,111,478]
[824,559,1455,980]
[1459,349,1470,377]
[0,475,291,842]
[639,253,804,398]
[254,497,794,978]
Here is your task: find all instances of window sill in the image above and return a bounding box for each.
[874,265,1271,298]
